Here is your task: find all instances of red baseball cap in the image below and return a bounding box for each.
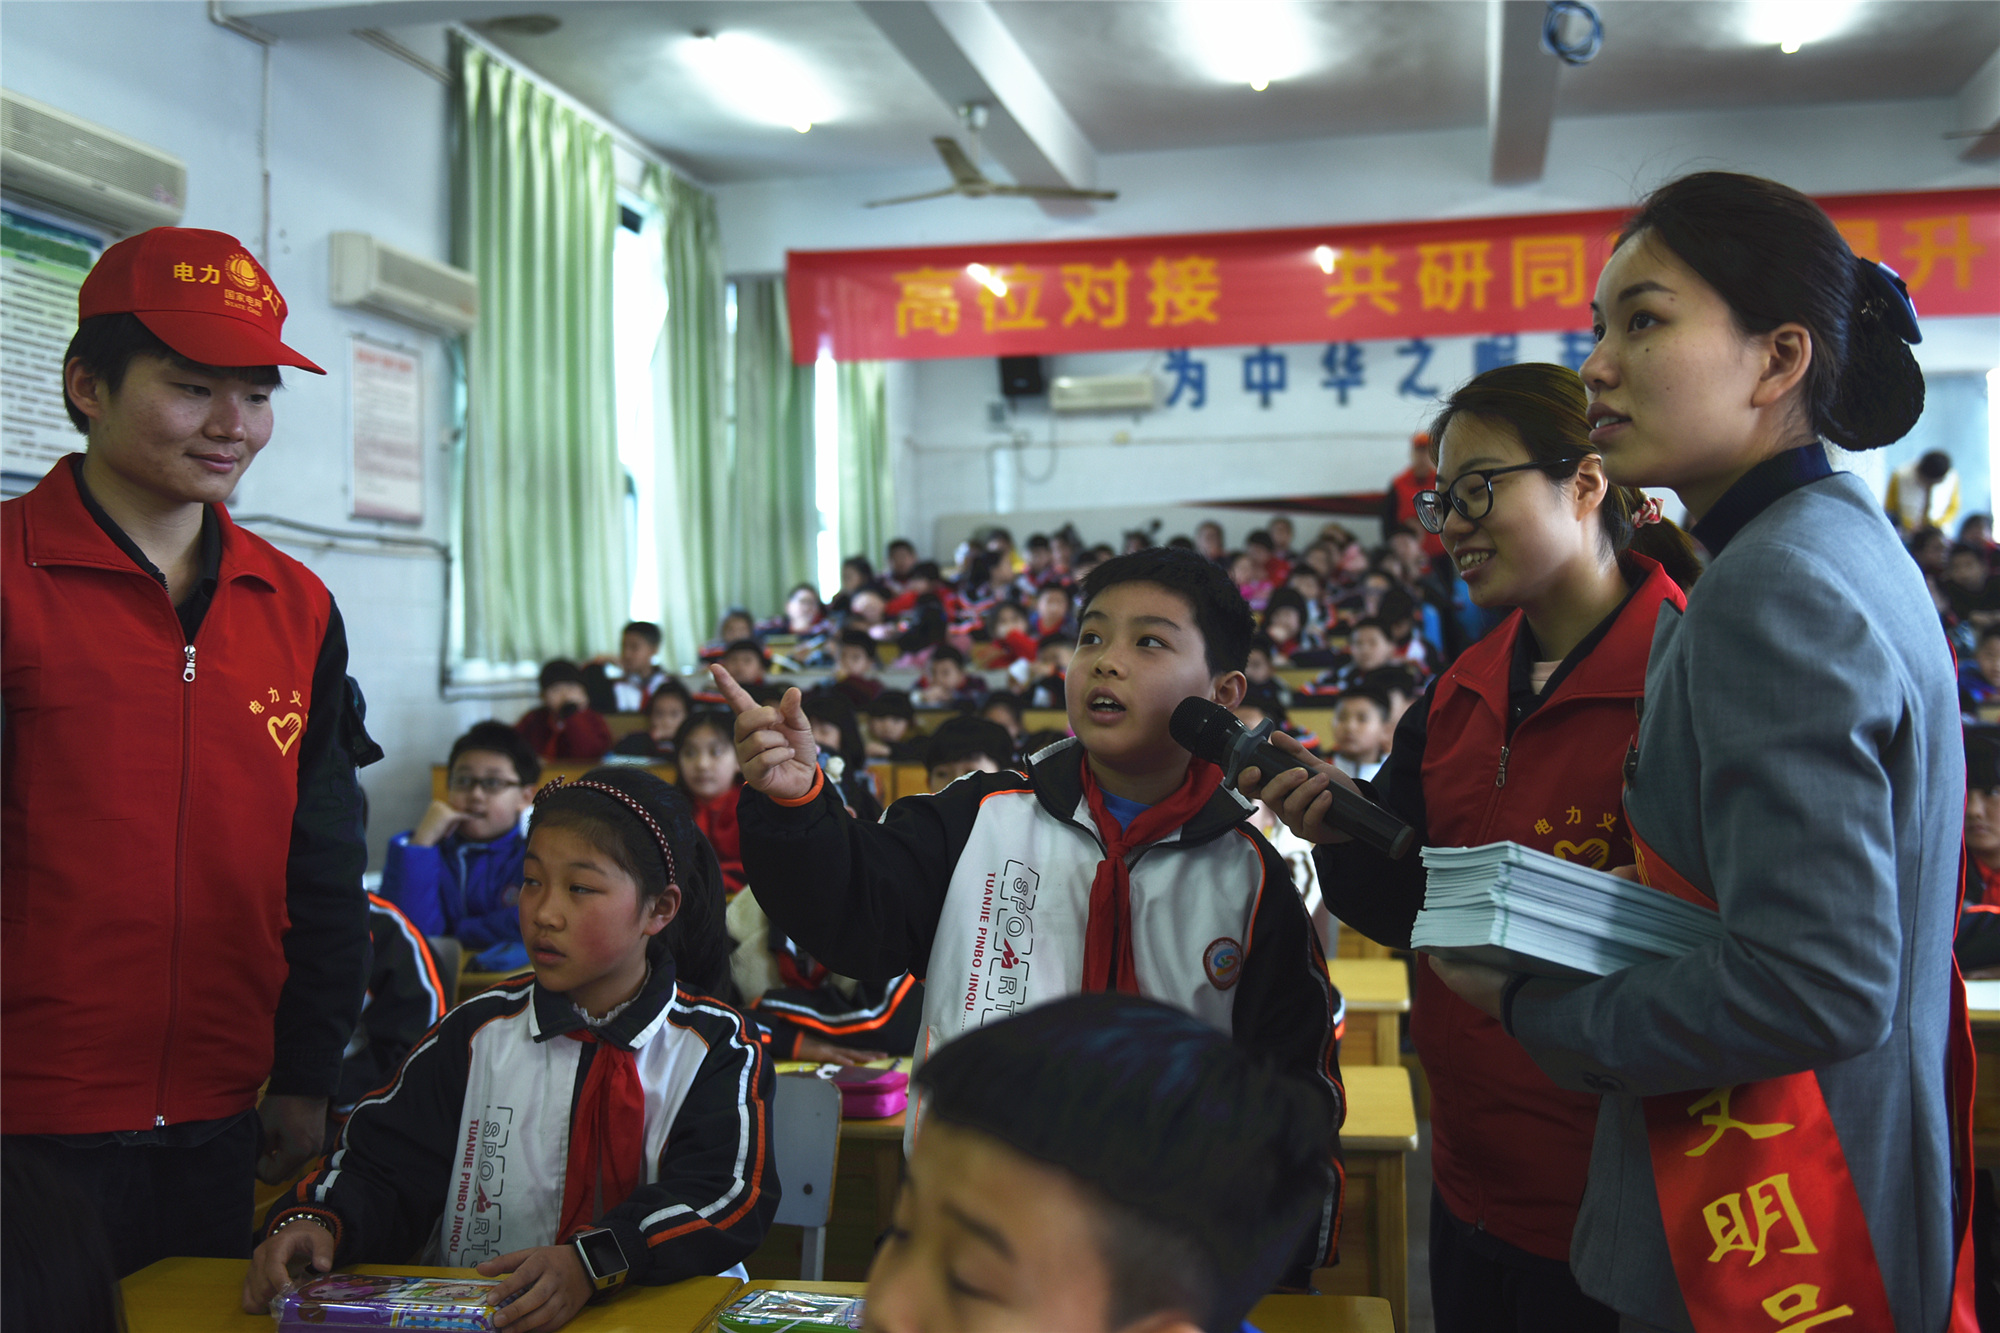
[78,227,325,375]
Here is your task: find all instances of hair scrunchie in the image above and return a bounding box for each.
[1633,494,1665,528]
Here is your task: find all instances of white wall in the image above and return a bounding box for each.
[721,95,2000,555]
[0,2,490,870]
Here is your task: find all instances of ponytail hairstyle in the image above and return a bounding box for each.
[1619,171,1924,450]
[528,766,739,1004]
[1430,362,1703,589]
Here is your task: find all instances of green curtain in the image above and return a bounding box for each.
[645,167,727,668]
[836,361,892,568]
[731,276,818,622]
[452,37,625,665]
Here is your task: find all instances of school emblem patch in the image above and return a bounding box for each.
[1203,937,1243,991]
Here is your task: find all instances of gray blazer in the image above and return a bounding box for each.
[1510,469,1963,1330]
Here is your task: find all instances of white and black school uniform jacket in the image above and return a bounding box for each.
[269,962,778,1284]
[740,737,1347,1265]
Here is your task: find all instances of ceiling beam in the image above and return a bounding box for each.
[1487,0,1560,185]
[1955,44,2000,162]
[215,1,554,39]
[857,0,1100,217]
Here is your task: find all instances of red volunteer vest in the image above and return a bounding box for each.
[2,458,333,1132]
[1415,555,1683,1258]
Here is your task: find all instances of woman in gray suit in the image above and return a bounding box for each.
[1434,172,1960,1333]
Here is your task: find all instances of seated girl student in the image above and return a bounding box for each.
[1359,174,1953,1330]
[866,993,1336,1333]
[383,722,543,973]
[610,679,692,760]
[244,770,776,1329]
[717,547,1346,1282]
[515,661,614,762]
[1246,361,1699,1332]
[675,711,746,898]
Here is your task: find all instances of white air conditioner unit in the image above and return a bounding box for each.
[329,231,479,335]
[1049,374,1156,414]
[1,89,186,232]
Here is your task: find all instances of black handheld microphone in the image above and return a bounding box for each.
[1170,696,1416,860]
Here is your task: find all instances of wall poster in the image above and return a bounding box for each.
[350,335,422,523]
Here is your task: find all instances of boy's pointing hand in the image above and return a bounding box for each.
[711,665,821,803]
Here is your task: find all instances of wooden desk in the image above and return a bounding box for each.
[702,1279,1393,1331]
[1330,958,1409,1068]
[121,1258,739,1333]
[1318,1063,1419,1333]
[1967,984,2000,1168]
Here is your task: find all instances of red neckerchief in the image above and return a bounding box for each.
[556,1030,645,1242]
[1975,855,2000,907]
[1077,754,1225,993]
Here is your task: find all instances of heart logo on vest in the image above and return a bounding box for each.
[1553,838,1611,868]
[267,713,303,756]
[1203,937,1243,991]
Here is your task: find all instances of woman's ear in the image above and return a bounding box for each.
[1750,322,1814,410]
[1572,454,1611,517]
[645,883,682,935]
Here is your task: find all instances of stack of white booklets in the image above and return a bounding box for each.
[1411,842,1724,978]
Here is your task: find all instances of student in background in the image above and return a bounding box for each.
[516,661,614,761]
[832,629,885,707]
[801,688,884,821]
[1956,728,2000,977]
[975,600,1039,670]
[698,609,758,664]
[1033,585,1077,642]
[582,621,667,715]
[864,690,923,762]
[721,547,1345,1281]
[246,770,775,1325]
[1962,626,2000,722]
[1242,635,1291,715]
[383,722,541,974]
[922,716,1018,793]
[916,643,986,709]
[884,538,919,591]
[1248,360,1697,1332]
[1362,666,1421,735]
[1195,519,1226,565]
[1887,449,1960,536]
[865,993,1336,1333]
[981,692,1028,751]
[335,896,448,1130]
[1311,616,1399,695]
[717,639,771,694]
[1329,689,1394,782]
[676,712,746,898]
[1025,634,1071,710]
[611,679,693,760]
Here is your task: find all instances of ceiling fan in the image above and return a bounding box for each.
[866,103,1117,208]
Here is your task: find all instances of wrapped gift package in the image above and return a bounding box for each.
[713,1288,866,1331]
[270,1272,503,1330]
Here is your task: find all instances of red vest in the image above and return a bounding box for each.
[1414,554,1684,1257]
[2,459,333,1132]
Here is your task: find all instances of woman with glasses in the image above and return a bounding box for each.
[381,721,542,974]
[1246,360,1698,1332]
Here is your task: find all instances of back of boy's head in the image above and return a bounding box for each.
[983,690,1025,725]
[1335,687,1392,723]
[915,993,1335,1333]
[450,720,541,786]
[1036,632,1070,657]
[528,767,736,1000]
[622,620,663,648]
[1264,587,1307,620]
[1361,665,1419,702]
[1969,727,2000,792]
[867,689,916,721]
[723,637,768,665]
[925,716,1015,774]
[803,687,867,767]
[1079,546,1255,676]
[838,628,875,653]
[930,642,966,669]
[539,658,585,691]
[1351,616,1392,641]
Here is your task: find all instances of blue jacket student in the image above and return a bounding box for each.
[380,826,529,972]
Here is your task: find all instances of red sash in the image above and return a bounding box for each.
[1631,826,1979,1332]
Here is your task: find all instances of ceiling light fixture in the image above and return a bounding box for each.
[1313,245,1338,275]
[680,30,830,134]
[966,263,1008,298]
[1178,1,1312,93]
[1744,0,1861,54]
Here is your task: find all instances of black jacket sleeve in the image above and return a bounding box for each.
[737,771,1016,984]
[1234,829,1347,1273]
[749,975,925,1058]
[269,600,374,1099]
[335,901,450,1112]
[1312,678,1435,950]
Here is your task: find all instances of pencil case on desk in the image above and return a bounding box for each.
[270,1272,502,1329]
[830,1066,907,1118]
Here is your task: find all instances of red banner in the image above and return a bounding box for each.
[786,189,2000,363]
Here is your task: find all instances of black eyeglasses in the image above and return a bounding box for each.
[447,775,525,795]
[1414,458,1584,534]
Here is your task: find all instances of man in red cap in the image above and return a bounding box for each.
[1383,430,1447,560]
[1,228,375,1275]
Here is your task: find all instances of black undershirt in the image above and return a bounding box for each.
[69,455,222,642]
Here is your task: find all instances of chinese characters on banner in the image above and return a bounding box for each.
[787,189,1999,364]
